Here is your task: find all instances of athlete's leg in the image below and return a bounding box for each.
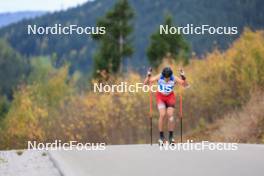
[166,93,176,142]
[156,92,166,140]
[158,107,166,139]
[167,107,175,143]
[167,107,175,132]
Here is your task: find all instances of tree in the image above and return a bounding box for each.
[0,39,29,99]
[0,57,73,149]
[147,14,190,68]
[92,0,134,76]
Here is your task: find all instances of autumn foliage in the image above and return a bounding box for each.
[0,29,264,149]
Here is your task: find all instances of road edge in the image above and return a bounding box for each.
[48,151,65,176]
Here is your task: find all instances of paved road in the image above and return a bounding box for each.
[49,144,264,176]
[0,150,61,176]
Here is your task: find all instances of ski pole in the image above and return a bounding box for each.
[179,94,183,143]
[148,67,153,145]
[178,68,185,143]
[149,87,153,145]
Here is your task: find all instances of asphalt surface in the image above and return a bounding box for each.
[49,144,264,176]
[0,150,61,176]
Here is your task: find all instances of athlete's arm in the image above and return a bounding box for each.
[144,74,160,84]
[175,76,185,84]
[175,68,189,87]
[175,76,189,87]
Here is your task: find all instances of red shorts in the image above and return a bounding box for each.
[156,92,176,109]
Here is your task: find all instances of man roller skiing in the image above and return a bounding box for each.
[144,67,188,145]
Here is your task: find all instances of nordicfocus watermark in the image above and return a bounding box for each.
[93,82,161,93]
[160,24,238,35]
[27,23,106,35]
[28,140,106,151]
[159,140,238,151]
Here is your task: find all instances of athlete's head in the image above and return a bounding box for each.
[162,67,173,78]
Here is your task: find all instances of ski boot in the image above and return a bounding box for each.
[158,138,168,146]
[169,138,176,145]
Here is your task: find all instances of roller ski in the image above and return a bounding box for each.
[158,138,168,146]
[169,138,175,145]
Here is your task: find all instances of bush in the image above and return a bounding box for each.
[0,29,264,149]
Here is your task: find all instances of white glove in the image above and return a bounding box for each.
[179,69,186,80]
[179,69,185,76]
[147,67,152,77]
